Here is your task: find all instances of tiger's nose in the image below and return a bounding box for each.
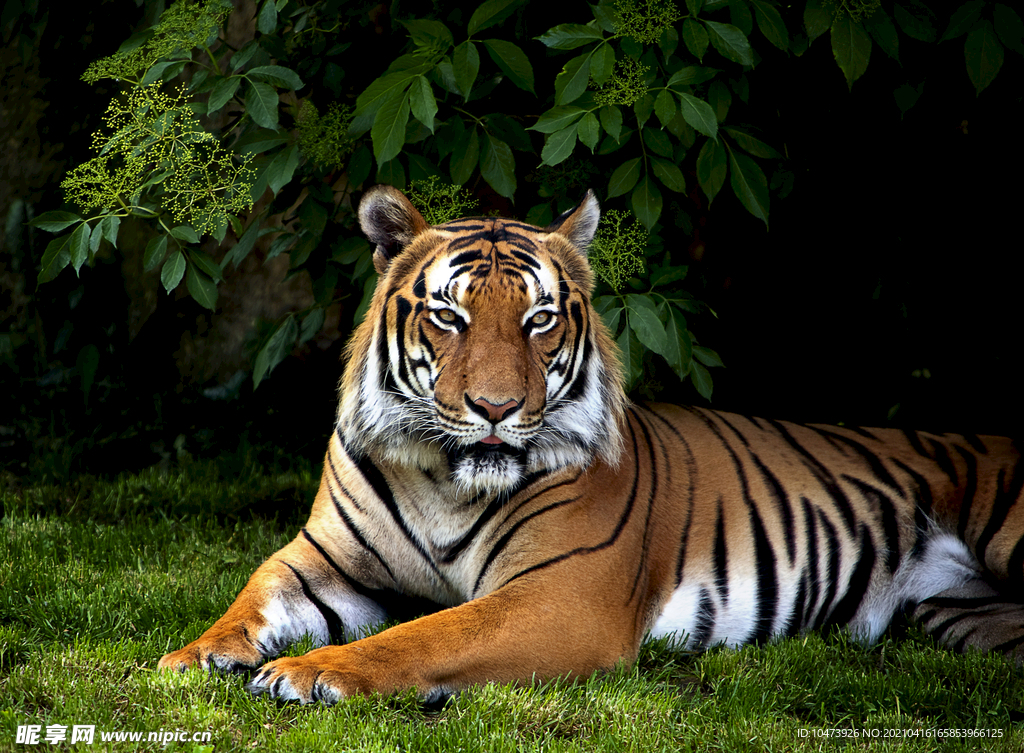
[470,397,521,423]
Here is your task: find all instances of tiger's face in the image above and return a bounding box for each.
[338,186,624,495]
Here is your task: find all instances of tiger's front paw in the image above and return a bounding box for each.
[158,628,265,674]
[245,647,373,704]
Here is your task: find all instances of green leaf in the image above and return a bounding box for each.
[662,305,693,381]
[617,317,644,391]
[726,143,769,225]
[143,235,168,272]
[554,51,591,105]
[831,14,872,91]
[409,75,438,131]
[697,137,727,205]
[67,222,90,276]
[625,293,668,355]
[208,76,241,113]
[482,39,536,94]
[76,344,100,404]
[450,127,480,185]
[667,66,721,87]
[186,265,218,310]
[141,60,186,86]
[253,315,299,389]
[257,0,277,34]
[751,0,788,51]
[599,106,623,142]
[965,20,1004,95]
[654,89,678,129]
[402,19,454,51]
[678,92,719,140]
[246,81,279,129]
[600,305,623,338]
[541,122,579,166]
[453,41,480,100]
[894,81,925,117]
[723,127,781,158]
[300,307,326,345]
[651,157,686,193]
[530,105,585,134]
[190,249,224,283]
[29,211,82,233]
[468,0,522,36]
[267,144,300,195]
[804,0,832,43]
[247,65,304,90]
[864,8,900,62]
[98,215,120,250]
[481,134,516,198]
[607,158,642,199]
[590,43,615,85]
[642,128,673,158]
[705,21,754,66]
[631,175,663,231]
[353,69,427,131]
[686,0,702,17]
[682,19,710,61]
[37,235,71,283]
[578,112,601,150]
[893,2,937,43]
[994,4,1024,54]
[536,23,604,49]
[942,1,985,42]
[690,360,713,399]
[170,225,200,244]
[161,249,186,293]
[693,344,724,368]
[371,88,412,165]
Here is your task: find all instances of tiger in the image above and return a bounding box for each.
[158,185,1024,704]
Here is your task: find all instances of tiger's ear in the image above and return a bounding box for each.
[359,185,430,274]
[544,189,600,252]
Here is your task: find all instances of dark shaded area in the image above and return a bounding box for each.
[1,1,1021,493]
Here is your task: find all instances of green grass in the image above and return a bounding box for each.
[2,462,1022,752]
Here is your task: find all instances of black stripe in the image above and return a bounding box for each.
[692,587,716,647]
[991,633,1024,654]
[746,494,778,644]
[902,428,929,458]
[749,450,796,565]
[713,498,729,604]
[974,461,1024,569]
[493,414,643,591]
[326,446,397,582]
[919,594,1005,609]
[813,428,904,497]
[954,445,978,540]
[823,524,876,629]
[843,475,901,574]
[811,510,841,632]
[890,458,934,559]
[627,410,662,604]
[355,455,444,578]
[281,561,346,644]
[800,497,821,630]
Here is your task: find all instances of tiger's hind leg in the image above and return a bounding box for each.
[910,579,1024,664]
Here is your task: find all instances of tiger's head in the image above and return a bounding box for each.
[337,185,625,495]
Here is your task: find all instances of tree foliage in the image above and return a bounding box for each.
[31,0,1022,400]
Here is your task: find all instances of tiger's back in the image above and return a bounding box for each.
[158,186,1024,703]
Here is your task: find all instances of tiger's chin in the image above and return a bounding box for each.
[450,442,528,495]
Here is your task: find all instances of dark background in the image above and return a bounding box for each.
[2,1,1021,485]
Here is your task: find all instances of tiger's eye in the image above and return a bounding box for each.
[531,311,553,327]
[437,309,457,323]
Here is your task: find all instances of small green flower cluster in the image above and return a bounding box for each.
[826,0,882,23]
[296,101,357,170]
[592,57,650,107]
[61,84,253,234]
[82,0,230,84]
[614,0,681,45]
[588,209,647,292]
[406,177,479,225]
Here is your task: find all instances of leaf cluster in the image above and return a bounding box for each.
[32,0,1022,402]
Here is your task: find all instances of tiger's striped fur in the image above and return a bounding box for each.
[158,186,1024,703]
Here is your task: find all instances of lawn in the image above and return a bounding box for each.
[2,457,1022,752]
